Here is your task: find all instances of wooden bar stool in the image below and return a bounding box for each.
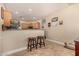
[37,36,45,48]
[27,37,37,51]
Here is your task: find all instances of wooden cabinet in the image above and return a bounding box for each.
[75,41,79,56]
[21,22,40,29]
[3,10,12,26]
[4,10,12,19]
[32,22,40,29]
[21,23,30,29]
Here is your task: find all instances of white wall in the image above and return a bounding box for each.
[45,4,79,46]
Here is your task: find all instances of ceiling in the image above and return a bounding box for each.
[4,3,71,20]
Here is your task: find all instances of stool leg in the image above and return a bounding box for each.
[35,39,37,49]
[28,40,32,51]
[33,40,34,48]
[43,38,45,47]
[37,38,39,48]
[27,43,29,49]
[40,38,42,48]
[27,40,30,50]
[30,45,32,51]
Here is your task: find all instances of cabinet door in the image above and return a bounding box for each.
[3,10,12,26]
[36,22,40,29]
[21,23,29,29]
[4,10,12,19]
[33,22,40,29]
[4,19,11,27]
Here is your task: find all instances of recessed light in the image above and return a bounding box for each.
[28,8,32,12]
[33,17,36,19]
[22,17,24,20]
[15,11,19,14]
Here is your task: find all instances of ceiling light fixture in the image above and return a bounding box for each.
[22,17,24,20]
[28,8,32,12]
[33,17,36,20]
[15,11,19,14]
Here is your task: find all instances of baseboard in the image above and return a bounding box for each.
[47,39,74,49]
[47,39,64,46]
[2,47,27,56]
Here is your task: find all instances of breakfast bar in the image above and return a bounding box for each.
[2,30,45,55]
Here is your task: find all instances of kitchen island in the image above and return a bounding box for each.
[2,29,45,55]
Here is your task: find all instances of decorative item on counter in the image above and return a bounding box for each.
[11,20,19,29]
[48,22,51,27]
[51,17,58,22]
[59,20,63,25]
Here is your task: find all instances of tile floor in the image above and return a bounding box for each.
[11,40,75,56]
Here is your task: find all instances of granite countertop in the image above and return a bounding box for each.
[2,29,45,32]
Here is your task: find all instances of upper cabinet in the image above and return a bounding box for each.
[3,10,12,26]
[32,22,40,29]
[21,21,40,29]
[4,10,12,20]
